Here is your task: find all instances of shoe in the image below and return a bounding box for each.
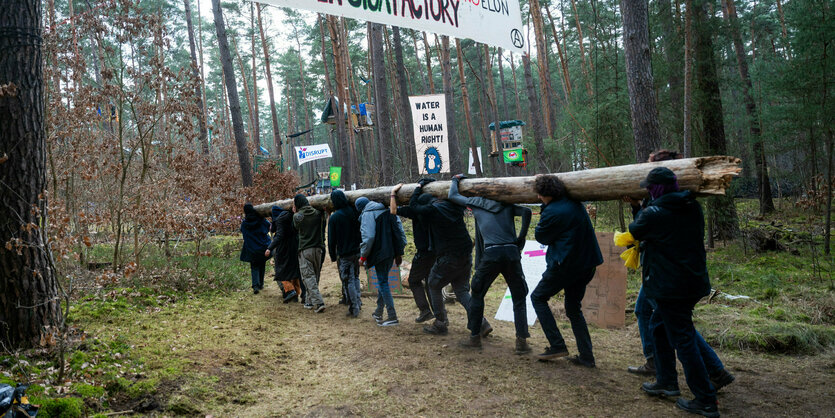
[304,303,314,309]
[515,337,532,355]
[641,381,681,397]
[423,321,448,335]
[710,369,735,391]
[372,311,383,323]
[479,319,493,338]
[346,309,355,317]
[352,309,361,318]
[568,355,596,368]
[283,290,298,304]
[537,346,569,361]
[675,398,720,417]
[415,310,434,323]
[253,289,259,295]
[459,334,482,349]
[379,317,399,327]
[628,358,656,376]
[314,304,326,313]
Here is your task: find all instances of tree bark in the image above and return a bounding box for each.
[456,39,482,177]
[258,4,282,159]
[440,36,463,175]
[393,26,417,178]
[683,0,694,157]
[211,0,253,186]
[183,0,209,154]
[529,0,555,137]
[0,0,64,349]
[233,39,257,152]
[661,0,684,140]
[509,52,522,119]
[694,0,739,240]
[721,0,774,215]
[255,156,742,213]
[370,23,393,185]
[621,0,662,163]
[421,32,435,94]
[522,53,549,172]
[484,45,503,164]
[250,2,260,154]
[545,5,573,102]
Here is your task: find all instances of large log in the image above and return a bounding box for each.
[254,156,742,215]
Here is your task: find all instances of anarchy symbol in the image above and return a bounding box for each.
[510,29,524,49]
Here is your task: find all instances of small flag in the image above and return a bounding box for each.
[503,147,524,163]
[329,166,342,187]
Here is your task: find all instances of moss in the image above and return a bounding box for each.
[167,395,202,415]
[72,383,105,399]
[29,396,83,418]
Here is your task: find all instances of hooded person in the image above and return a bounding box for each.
[408,180,479,336]
[328,190,363,317]
[629,167,722,417]
[266,205,302,303]
[447,174,533,354]
[357,196,407,327]
[389,179,438,324]
[240,203,271,294]
[293,194,327,312]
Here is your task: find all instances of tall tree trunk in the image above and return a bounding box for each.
[184,0,209,154]
[484,45,503,167]
[197,0,208,140]
[661,0,684,140]
[569,0,594,95]
[339,17,357,186]
[497,48,509,120]
[211,0,253,186]
[250,2,260,154]
[292,23,314,149]
[383,26,404,175]
[411,29,427,93]
[522,53,549,172]
[509,52,523,119]
[683,0,694,157]
[694,0,738,240]
[545,6,572,101]
[721,0,774,215]
[529,0,555,137]
[393,26,416,178]
[0,0,64,349]
[621,0,663,162]
[258,4,282,160]
[370,23,393,184]
[233,39,257,152]
[440,35,463,175]
[456,39,482,177]
[422,32,435,94]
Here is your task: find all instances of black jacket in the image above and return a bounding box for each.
[268,208,301,281]
[629,190,710,300]
[368,211,407,267]
[535,197,603,274]
[240,207,271,264]
[396,192,432,253]
[327,190,361,261]
[409,186,472,255]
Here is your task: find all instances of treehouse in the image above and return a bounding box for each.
[320,96,374,130]
[489,120,527,166]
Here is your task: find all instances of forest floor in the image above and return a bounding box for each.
[3,200,835,417]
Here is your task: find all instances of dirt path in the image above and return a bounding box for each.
[144,259,834,416]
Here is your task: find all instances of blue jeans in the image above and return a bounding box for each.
[635,286,655,359]
[250,260,265,290]
[338,255,362,314]
[652,298,717,404]
[645,294,724,374]
[531,267,596,362]
[373,258,396,318]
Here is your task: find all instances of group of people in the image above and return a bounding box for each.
[239,151,732,417]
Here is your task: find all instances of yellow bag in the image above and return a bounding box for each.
[613,231,641,270]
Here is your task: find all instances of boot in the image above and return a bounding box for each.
[710,368,735,391]
[479,319,493,338]
[628,357,656,375]
[459,334,482,349]
[423,320,448,335]
[515,337,532,355]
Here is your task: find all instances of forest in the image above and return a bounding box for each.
[0,0,833,416]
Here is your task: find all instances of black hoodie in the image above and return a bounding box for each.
[409,186,472,255]
[327,190,361,260]
[629,190,710,300]
[240,204,270,263]
[268,207,301,281]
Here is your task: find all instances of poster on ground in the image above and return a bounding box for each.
[495,240,547,326]
[251,0,525,53]
[468,147,482,175]
[409,94,450,175]
[294,143,333,166]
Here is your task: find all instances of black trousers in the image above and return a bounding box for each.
[468,255,529,338]
[408,250,436,315]
[530,267,596,362]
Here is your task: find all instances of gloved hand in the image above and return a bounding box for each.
[418,177,437,187]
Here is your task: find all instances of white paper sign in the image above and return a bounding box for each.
[467,147,482,175]
[409,94,450,175]
[294,143,333,166]
[494,240,548,326]
[252,0,525,53]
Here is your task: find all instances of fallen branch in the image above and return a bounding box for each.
[255,156,742,215]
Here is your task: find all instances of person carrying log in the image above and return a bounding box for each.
[447,174,533,354]
[356,197,407,327]
[409,181,491,337]
[265,206,302,303]
[240,203,271,295]
[530,175,603,367]
[293,194,327,313]
[389,180,436,324]
[629,167,720,417]
[328,190,363,318]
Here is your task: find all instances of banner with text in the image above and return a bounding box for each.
[252,0,525,53]
[294,143,333,166]
[409,94,450,175]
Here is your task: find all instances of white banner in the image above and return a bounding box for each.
[409,94,450,175]
[294,143,333,166]
[252,0,525,53]
[495,240,547,326]
[467,146,482,175]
